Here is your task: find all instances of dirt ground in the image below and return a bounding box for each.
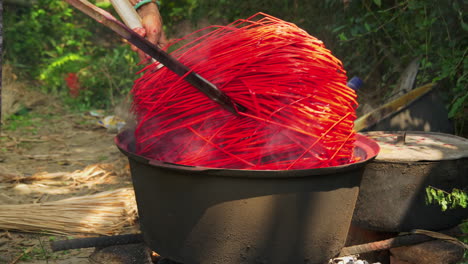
[0,83,137,263]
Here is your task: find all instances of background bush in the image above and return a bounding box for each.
[3,0,467,134]
[4,0,140,109]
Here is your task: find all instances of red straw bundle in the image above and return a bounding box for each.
[132,13,358,170]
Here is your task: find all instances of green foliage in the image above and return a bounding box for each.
[426,186,468,263]
[426,186,468,211]
[159,0,342,44]
[330,0,468,133]
[4,0,92,77]
[160,0,199,29]
[4,0,140,110]
[38,53,89,94]
[73,46,140,109]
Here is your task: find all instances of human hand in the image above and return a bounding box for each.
[129,0,167,63]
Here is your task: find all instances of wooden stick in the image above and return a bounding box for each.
[339,225,465,256]
[51,233,143,251]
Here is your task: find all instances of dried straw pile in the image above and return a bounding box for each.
[0,188,137,235]
[0,164,120,195]
[0,164,137,235]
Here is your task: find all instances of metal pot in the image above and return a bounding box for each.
[116,131,379,264]
[353,131,468,232]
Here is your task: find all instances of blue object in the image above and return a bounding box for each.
[347,76,363,91]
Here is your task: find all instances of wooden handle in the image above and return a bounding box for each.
[65,0,132,39]
[111,0,158,65]
[110,0,142,29]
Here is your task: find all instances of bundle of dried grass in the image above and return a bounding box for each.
[0,188,137,235]
[0,164,121,195]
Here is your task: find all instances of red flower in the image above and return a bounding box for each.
[65,73,81,98]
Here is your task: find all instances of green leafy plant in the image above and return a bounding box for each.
[425,187,467,263]
[330,0,467,134]
[4,0,92,77]
[4,0,140,110]
[426,186,468,211]
[72,46,140,110]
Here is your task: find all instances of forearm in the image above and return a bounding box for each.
[127,0,165,61]
[129,0,160,16]
[138,1,159,14]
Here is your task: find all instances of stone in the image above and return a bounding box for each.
[89,243,153,264]
[389,255,412,264]
[390,240,465,264]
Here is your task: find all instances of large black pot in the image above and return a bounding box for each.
[353,131,468,232]
[116,131,379,264]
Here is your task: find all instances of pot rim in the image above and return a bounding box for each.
[115,130,380,178]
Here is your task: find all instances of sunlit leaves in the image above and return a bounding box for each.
[426,186,468,211]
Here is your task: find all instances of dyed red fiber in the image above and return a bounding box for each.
[132,13,358,170]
